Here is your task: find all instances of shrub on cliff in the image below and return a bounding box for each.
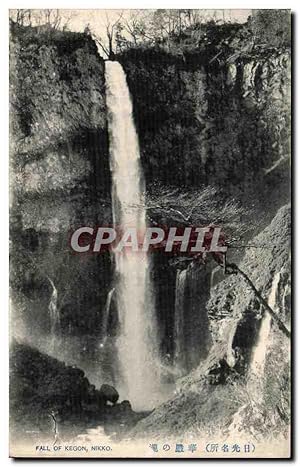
[250,10,291,49]
[10,21,106,157]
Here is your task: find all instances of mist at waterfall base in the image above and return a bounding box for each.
[105,61,171,411]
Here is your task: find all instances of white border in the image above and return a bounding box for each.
[1,1,298,465]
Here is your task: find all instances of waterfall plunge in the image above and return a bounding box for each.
[105,61,162,411]
[250,271,281,377]
[47,276,59,349]
[174,269,187,373]
[101,288,115,346]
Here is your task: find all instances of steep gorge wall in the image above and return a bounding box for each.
[119,29,290,372]
[130,204,291,439]
[120,40,290,211]
[10,20,291,386]
[10,24,113,378]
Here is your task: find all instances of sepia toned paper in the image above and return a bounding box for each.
[9,9,291,459]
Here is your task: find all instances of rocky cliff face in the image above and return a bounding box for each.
[120,37,290,212]
[10,341,146,441]
[10,23,113,382]
[10,18,290,423]
[130,204,291,440]
[118,26,290,374]
[208,204,290,366]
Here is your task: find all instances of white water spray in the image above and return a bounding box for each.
[101,288,115,345]
[174,269,187,373]
[250,271,281,377]
[105,61,162,410]
[47,276,59,352]
[47,276,59,335]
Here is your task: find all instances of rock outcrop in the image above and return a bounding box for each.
[117,21,290,371]
[120,34,290,211]
[9,17,291,440]
[10,23,114,375]
[99,384,119,405]
[10,341,146,440]
[129,205,291,439]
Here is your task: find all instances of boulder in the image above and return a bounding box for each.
[98,384,119,405]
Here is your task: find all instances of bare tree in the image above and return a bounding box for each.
[93,11,124,59]
[144,183,247,233]
[121,11,144,46]
[184,9,207,27]
[115,10,160,50]
[11,9,32,26]
[141,183,258,270]
[147,10,182,49]
[43,9,61,29]
[134,10,217,49]
[226,263,291,339]
[11,9,73,31]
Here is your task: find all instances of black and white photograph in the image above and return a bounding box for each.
[8,7,291,458]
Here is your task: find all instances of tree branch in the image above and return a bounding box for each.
[226,263,291,339]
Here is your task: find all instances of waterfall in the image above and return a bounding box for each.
[105,61,162,410]
[101,288,115,346]
[174,269,187,373]
[250,271,281,377]
[47,276,59,336]
[47,276,59,353]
